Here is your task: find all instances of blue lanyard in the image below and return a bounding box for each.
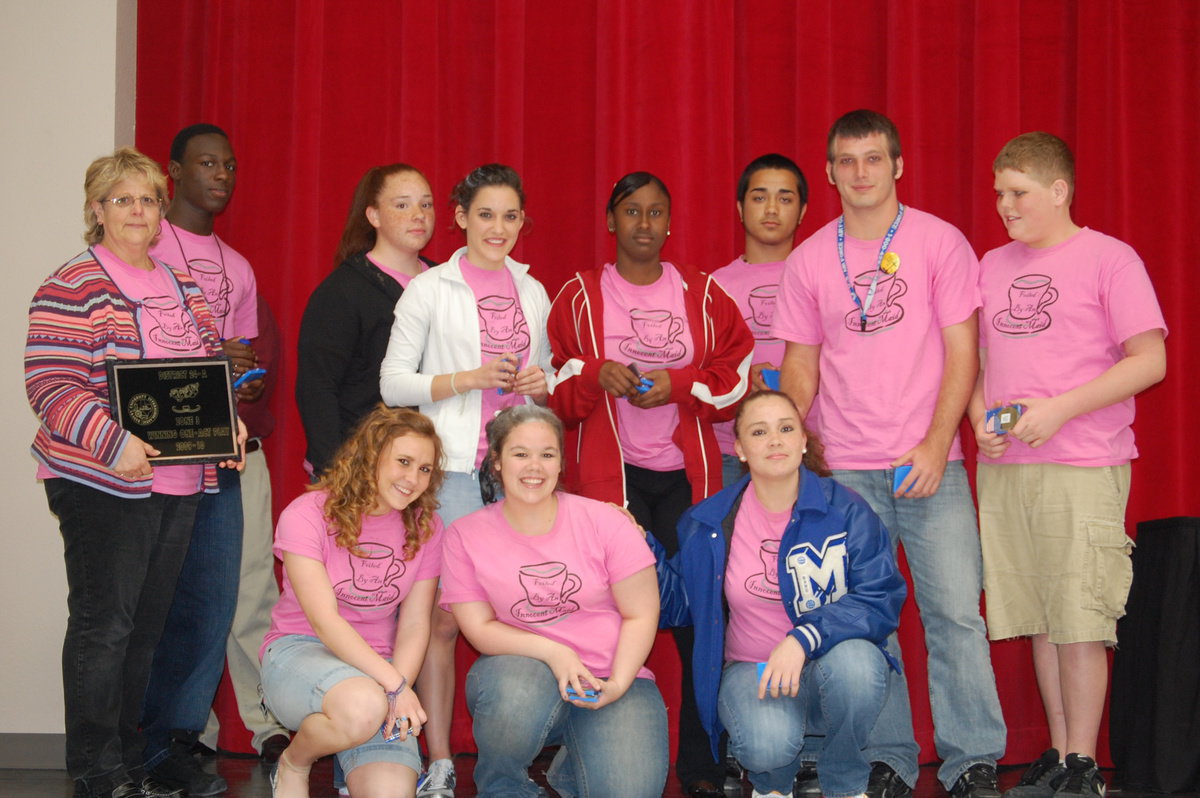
[837,204,905,332]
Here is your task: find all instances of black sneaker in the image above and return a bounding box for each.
[866,762,913,798]
[950,764,1000,798]
[794,762,821,796]
[111,784,144,798]
[147,749,227,797]
[724,754,746,797]
[139,778,182,798]
[1052,754,1105,798]
[1005,749,1067,798]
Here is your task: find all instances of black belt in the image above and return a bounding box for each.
[245,438,261,454]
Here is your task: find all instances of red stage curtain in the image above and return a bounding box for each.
[136,0,1197,766]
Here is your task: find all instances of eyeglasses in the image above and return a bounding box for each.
[104,195,162,209]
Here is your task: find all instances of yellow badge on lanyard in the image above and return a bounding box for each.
[880,251,900,274]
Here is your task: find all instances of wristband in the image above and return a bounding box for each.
[450,372,461,395]
[385,676,408,701]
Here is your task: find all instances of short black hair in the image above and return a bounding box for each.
[169,123,230,164]
[606,171,671,214]
[736,154,808,205]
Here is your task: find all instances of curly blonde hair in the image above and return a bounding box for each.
[311,405,445,558]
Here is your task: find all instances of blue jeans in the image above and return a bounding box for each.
[466,655,668,797]
[438,469,486,525]
[832,462,1006,789]
[718,640,887,798]
[142,467,243,766]
[262,635,422,775]
[721,453,745,490]
[46,479,200,797]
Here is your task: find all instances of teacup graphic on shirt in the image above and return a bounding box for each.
[744,539,782,600]
[141,295,202,352]
[993,273,1057,335]
[744,284,780,341]
[186,259,233,326]
[333,542,407,608]
[618,308,687,363]
[510,561,582,625]
[478,295,531,353]
[842,270,907,334]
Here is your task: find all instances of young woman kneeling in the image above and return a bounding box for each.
[441,405,667,798]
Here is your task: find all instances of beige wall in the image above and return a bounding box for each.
[0,0,136,739]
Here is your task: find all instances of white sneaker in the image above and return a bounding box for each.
[751,791,794,798]
[417,758,456,797]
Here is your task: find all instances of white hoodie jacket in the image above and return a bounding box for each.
[379,246,554,473]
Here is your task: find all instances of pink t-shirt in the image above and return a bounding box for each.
[600,262,694,470]
[440,493,657,681]
[367,253,422,290]
[724,486,796,663]
[712,257,786,456]
[979,228,1167,466]
[461,257,530,467]
[151,220,259,340]
[262,490,444,658]
[772,208,981,469]
[54,245,206,495]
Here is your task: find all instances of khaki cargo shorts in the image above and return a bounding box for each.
[978,463,1132,645]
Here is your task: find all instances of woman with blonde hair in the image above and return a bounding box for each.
[26,146,241,798]
[262,406,445,798]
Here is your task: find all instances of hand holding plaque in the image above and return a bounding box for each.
[107,357,240,465]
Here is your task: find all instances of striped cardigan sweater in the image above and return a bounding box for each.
[25,249,224,497]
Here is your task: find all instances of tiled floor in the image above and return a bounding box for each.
[1,754,1184,798]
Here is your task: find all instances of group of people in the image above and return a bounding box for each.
[26,108,1165,798]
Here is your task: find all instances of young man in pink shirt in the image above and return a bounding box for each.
[970,132,1166,798]
[713,153,808,490]
[774,110,1005,798]
[142,124,285,795]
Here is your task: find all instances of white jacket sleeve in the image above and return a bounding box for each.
[530,282,556,389]
[379,280,436,406]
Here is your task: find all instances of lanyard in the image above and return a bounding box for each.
[837,204,904,332]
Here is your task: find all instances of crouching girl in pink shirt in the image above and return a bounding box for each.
[440,405,667,797]
[261,407,445,798]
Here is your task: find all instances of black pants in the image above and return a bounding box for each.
[46,479,200,797]
[624,464,725,787]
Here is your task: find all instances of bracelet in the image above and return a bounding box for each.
[449,371,461,396]
[385,676,408,701]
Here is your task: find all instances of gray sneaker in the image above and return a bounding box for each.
[416,757,456,798]
[1005,749,1067,798]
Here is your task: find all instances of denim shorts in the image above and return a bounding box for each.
[978,463,1133,644]
[261,634,421,774]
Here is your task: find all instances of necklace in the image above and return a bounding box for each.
[836,204,905,332]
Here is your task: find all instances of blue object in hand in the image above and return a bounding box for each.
[234,367,267,388]
[565,686,599,702]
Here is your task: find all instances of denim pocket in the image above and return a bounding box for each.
[1080,519,1134,618]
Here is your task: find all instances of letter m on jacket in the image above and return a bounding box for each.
[785,532,849,613]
